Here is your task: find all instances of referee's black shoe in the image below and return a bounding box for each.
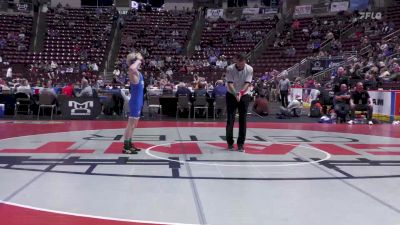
[237,145,245,152]
[227,144,234,151]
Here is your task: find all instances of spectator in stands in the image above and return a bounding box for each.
[209,54,218,66]
[216,56,227,69]
[253,94,269,116]
[286,46,296,57]
[40,80,57,97]
[292,19,300,29]
[165,68,173,80]
[279,95,302,117]
[50,61,58,70]
[363,74,377,90]
[62,83,75,97]
[96,76,104,89]
[278,72,290,107]
[6,67,12,81]
[211,80,227,98]
[334,84,351,123]
[16,79,32,97]
[0,38,6,49]
[333,66,349,93]
[113,67,121,77]
[348,82,373,125]
[76,78,93,97]
[92,63,99,72]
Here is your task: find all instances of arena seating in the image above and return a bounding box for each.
[193,18,276,60]
[253,16,339,75]
[117,11,195,75]
[0,14,33,64]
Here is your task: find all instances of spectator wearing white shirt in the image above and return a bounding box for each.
[16,79,32,96]
[92,63,99,72]
[113,68,121,77]
[6,67,12,81]
[280,95,303,117]
[50,61,58,70]
[165,68,173,79]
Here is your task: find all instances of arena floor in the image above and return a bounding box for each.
[0,120,399,225]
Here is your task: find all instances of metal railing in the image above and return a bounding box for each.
[382,28,400,42]
[311,55,357,83]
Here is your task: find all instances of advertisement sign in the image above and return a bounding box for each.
[331,1,349,12]
[61,98,102,120]
[368,91,392,119]
[294,5,312,16]
[310,58,344,74]
[206,9,224,20]
[242,8,260,14]
[260,8,278,14]
[350,0,369,10]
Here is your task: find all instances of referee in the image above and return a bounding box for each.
[225,53,253,152]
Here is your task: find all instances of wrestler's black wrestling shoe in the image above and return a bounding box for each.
[123,141,138,154]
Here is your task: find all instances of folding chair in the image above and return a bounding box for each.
[213,96,226,119]
[147,95,162,117]
[193,96,209,119]
[37,93,56,120]
[176,95,191,119]
[14,92,31,117]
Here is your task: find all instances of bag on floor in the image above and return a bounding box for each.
[309,106,322,117]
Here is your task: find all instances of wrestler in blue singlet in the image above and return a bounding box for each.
[129,72,144,118]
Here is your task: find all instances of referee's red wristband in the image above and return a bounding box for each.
[239,90,245,95]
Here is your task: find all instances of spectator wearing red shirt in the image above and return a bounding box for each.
[62,83,74,97]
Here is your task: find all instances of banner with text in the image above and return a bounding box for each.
[206,9,224,20]
[368,91,392,119]
[331,1,349,12]
[242,8,260,15]
[294,5,312,16]
[310,58,344,74]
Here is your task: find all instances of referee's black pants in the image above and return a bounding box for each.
[226,93,251,147]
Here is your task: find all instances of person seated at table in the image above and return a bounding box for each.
[16,79,32,97]
[76,78,93,98]
[279,95,303,117]
[253,94,269,116]
[175,82,191,97]
[334,84,351,123]
[194,82,209,98]
[62,83,75,97]
[211,80,227,98]
[348,82,373,125]
[39,80,57,98]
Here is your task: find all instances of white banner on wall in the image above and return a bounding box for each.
[242,8,260,15]
[368,91,392,117]
[331,1,349,12]
[294,5,312,16]
[206,9,224,20]
[261,8,278,14]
